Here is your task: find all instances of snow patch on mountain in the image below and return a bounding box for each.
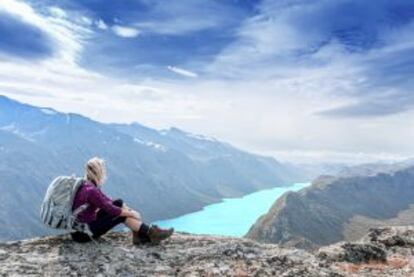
[159,128,217,142]
[0,124,35,142]
[133,137,167,151]
[40,108,57,115]
[186,132,217,142]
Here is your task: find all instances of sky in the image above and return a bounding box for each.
[0,0,413,164]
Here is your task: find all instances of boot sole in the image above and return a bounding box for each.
[149,231,174,243]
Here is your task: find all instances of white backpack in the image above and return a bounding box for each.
[40,176,92,235]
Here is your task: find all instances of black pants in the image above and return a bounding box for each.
[71,199,127,243]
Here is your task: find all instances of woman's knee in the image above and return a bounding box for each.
[126,216,142,226]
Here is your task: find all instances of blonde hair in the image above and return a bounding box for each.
[85,157,107,186]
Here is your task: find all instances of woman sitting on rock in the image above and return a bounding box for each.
[71,157,173,244]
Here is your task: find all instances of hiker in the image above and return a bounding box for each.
[70,157,174,244]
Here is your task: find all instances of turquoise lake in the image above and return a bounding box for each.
[155,182,310,237]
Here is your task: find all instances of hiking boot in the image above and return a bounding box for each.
[148,224,174,243]
[132,231,140,245]
[132,231,150,245]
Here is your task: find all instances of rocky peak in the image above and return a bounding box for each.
[0,226,413,276]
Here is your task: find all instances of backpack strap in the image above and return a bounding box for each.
[71,203,91,236]
[73,203,89,216]
[72,220,93,237]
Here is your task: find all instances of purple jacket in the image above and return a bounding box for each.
[72,180,122,224]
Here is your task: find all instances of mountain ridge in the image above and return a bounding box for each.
[246,165,414,249]
[0,94,310,241]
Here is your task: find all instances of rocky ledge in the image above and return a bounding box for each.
[0,227,413,276]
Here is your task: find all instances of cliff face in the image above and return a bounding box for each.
[246,166,414,249]
[0,227,413,276]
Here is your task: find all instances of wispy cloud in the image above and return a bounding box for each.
[95,19,107,30]
[111,0,251,36]
[0,11,53,59]
[48,6,66,18]
[111,25,140,38]
[22,0,253,78]
[206,0,414,118]
[0,0,413,163]
[167,66,198,78]
[0,0,90,64]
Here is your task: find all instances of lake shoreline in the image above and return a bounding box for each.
[155,182,310,237]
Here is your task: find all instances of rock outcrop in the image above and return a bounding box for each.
[0,227,413,276]
[246,166,414,249]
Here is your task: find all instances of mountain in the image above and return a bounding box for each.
[246,165,414,249]
[335,160,414,178]
[1,226,413,276]
[0,95,309,241]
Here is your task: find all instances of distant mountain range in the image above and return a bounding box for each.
[246,163,414,249]
[0,95,312,241]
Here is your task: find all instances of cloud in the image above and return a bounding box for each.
[48,6,66,18]
[1,0,414,163]
[205,0,414,118]
[44,0,252,35]
[270,149,406,164]
[317,99,413,118]
[22,0,253,80]
[133,19,217,36]
[131,0,246,36]
[80,16,92,26]
[0,0,90,64]
[111,25,140,38]
[0,11,53,59]
[167,66,198,78]
[315,23,414,117]
[96,19,107,30]
[209,0,414,71]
